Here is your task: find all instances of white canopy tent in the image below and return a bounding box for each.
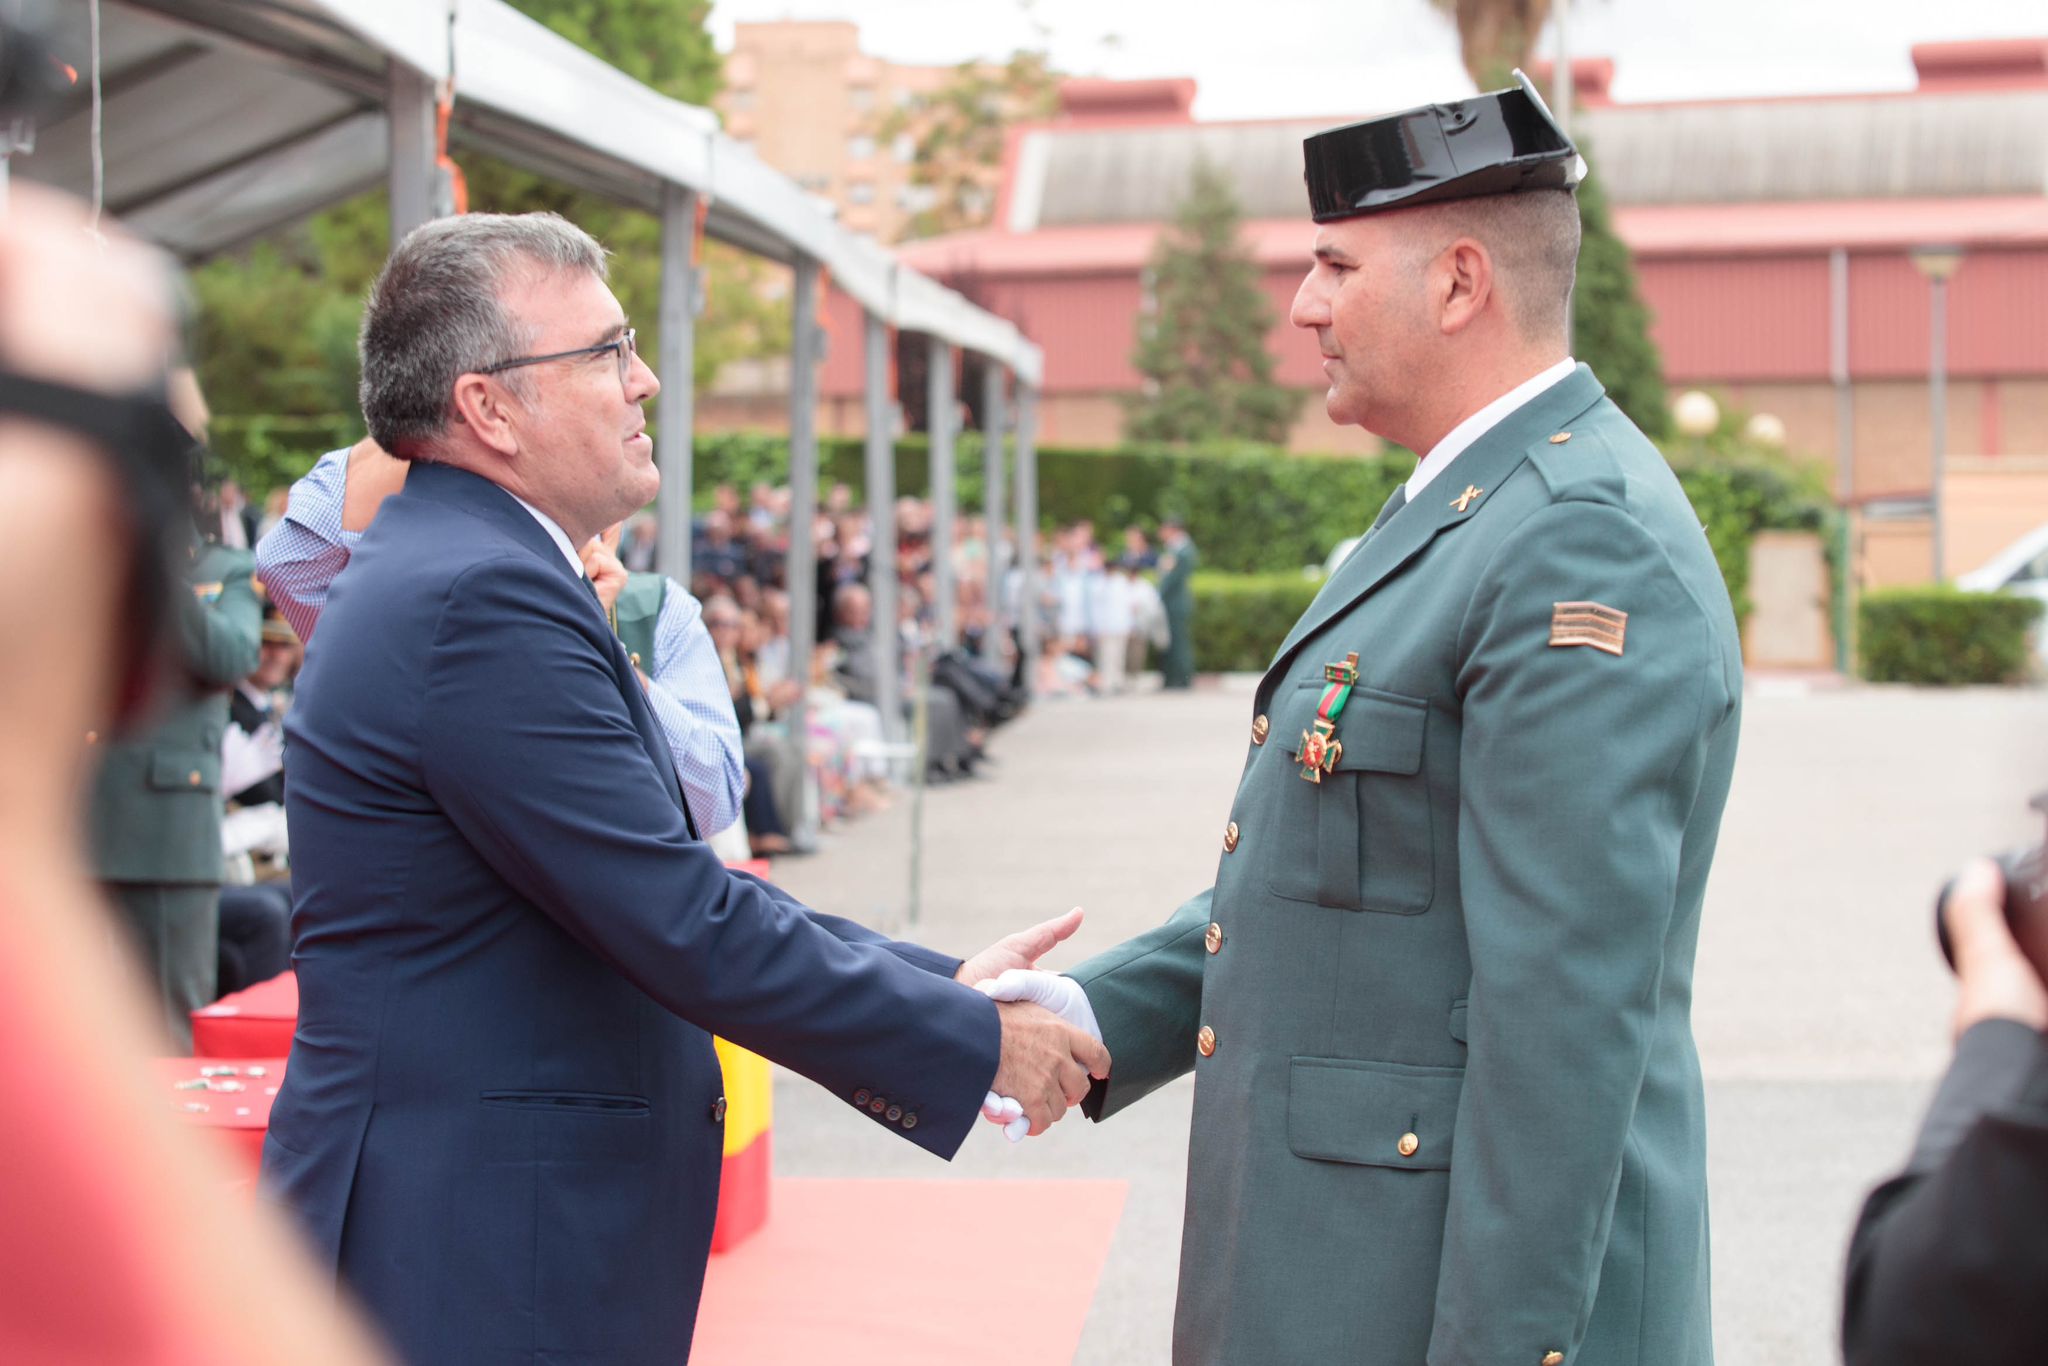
[15,0,1044,757]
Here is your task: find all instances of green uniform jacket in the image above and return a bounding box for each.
[1158,537,1198,618]
[1159,538,1199,685]
[1071,367,1741,1366]
[88,542,262,885]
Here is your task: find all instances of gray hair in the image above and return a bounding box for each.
[358,212,609,457]
[1401,189,1580,342]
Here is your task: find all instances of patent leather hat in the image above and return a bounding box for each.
[1303,70,1585,221]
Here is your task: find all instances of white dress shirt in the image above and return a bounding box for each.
[507,493,586,577]
[1404,356,1577,504]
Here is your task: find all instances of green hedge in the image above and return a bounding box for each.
[211,420,1834,648]
[1190,572,1324,672]
[1857,588,2042,685]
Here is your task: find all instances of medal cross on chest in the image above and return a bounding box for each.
[1297,652,1360,783]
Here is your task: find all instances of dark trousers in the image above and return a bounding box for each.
[218,882,294,997]
[1162,608,1196,688]
[106,882,219,1052]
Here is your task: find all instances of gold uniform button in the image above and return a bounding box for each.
[1223,821,1240,853]
[187,771,203,787]
[1204,922,1223,955]
[1397,1132,1421,1158]
[1549,431,1572,445]
[1250,714,1270,745]
[1196,1025,1216,1057]
[629,651,642,668]
[1543,1354,1565,1366]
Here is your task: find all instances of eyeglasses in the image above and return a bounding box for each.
[481,327,637,389]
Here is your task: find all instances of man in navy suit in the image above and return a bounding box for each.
[262,212,1106,1365]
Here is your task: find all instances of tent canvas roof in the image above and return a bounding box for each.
[17,0,1040,379]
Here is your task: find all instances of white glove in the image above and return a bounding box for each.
[976,968,1103,1042]
[975,970,1104,1143]
[981,1091,1029,1143]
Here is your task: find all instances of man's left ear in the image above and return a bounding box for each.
[1438,237,1494,336]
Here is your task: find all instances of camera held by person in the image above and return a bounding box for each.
[1842,795,2048,1366]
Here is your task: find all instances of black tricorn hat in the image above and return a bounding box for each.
[1303,70,1584,222]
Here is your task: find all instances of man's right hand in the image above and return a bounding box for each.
[990,1000,1110,1137]
[1947,859,2048,1036]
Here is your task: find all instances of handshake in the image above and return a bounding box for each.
[957,908,1108,1143]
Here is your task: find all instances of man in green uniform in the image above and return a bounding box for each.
[89,531,261,1050]
[985,75,1740,1365]
[1156,517,1198,689]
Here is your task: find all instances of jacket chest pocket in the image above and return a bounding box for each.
[1267,685,1434,915]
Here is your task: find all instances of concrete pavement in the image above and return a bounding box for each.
[766,678,2048,1365]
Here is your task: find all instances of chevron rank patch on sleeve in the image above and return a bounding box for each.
[1549,601,1627,656]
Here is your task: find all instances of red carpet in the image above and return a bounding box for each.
[691,1178,1129,1365]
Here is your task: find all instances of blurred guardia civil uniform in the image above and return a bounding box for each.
[1068,76,1741,1366]
[89,537,261,1049]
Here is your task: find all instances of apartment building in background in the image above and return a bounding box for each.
[717,20,999,243]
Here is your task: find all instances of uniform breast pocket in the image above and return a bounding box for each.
[1268,686,1434,915]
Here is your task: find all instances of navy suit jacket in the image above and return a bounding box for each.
[263,463,1000,1364]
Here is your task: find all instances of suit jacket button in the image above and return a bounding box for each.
[1197,1025,1216,1057]
[869,1095,888,1114]
[1250,714,1269,746]
[901,1112,918,1130]
[1205,923,1223,955]
[853,1088,871,1107]
[885,1104,903,1123]
[188,770,204,787]
[711,1096,727,1122]
[1398,1132,1421,1158]
[1222,821,1240,853]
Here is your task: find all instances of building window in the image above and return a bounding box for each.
[892,131,916,164]
[728,89,754,113]
[848,181,876,205]
[847,134,876,161]
[849,86,874,113]
[797,173,831,193]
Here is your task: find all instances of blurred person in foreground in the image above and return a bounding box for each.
[983,76,1742,1366]
[0,182,382,1365]
[264,212,1105,1365]
[1842,856,2048,1365]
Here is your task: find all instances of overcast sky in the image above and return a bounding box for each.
[706,0,2048,120]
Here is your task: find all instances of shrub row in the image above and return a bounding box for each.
[213,422,1835,645]
[1857,587,2042,686]
[1188,572,1325,673]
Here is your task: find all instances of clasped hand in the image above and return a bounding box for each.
[955,908,1108,1142]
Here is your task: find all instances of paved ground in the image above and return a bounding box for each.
[767,677,2048,1366]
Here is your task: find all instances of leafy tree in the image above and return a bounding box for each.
[1123,161,1296,446]
[189,0,794,492]
[1570,149,1668,436]
[877,50,1058,240]
[1426,0,1668,436]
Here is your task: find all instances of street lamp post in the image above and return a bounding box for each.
[1911,246,1963,583]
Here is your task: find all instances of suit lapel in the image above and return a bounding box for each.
[1266,366,1608,678]
[403,464,698,836]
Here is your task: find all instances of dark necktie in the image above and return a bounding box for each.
[1369,484,1408,535]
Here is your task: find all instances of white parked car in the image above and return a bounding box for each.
[1956,522,2048,664]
